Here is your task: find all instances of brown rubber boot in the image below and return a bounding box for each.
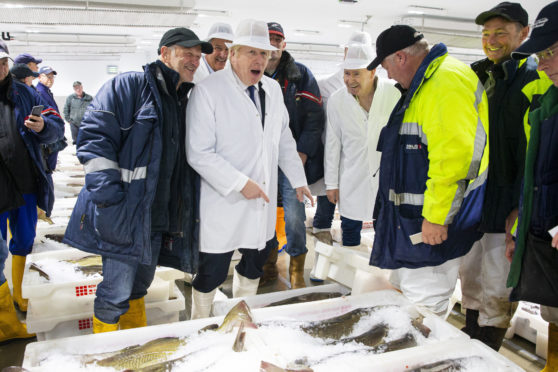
[259,246,279,287]
[289,253,307,289]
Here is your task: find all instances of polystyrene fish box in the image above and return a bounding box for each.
[22,248,184,316]
[212,282,351,316]
[312,240,393,294]
[505,301,549,359]
[347,339,523,371]
[23,290,470,371]
[26,284,185,341]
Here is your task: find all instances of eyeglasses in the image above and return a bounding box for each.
[536,46,558,61]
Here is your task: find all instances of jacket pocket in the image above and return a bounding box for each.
[93,198,132,246]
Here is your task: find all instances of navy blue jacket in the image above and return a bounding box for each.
[63,62,199,273]
[36,82,67,171]
[0,78,65,216]
[370,45,487,269]
[266,51,324,184]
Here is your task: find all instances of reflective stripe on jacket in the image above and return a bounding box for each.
[370,43,489,269]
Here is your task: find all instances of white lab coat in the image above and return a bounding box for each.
[325,77,400,221]
[310,69,345,196]
[186,67,307,254]
[193,55,212,83]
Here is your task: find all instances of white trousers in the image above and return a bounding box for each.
[459,233,515,328]
[390,256,461,315]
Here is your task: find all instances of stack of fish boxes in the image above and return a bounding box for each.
[312,240,393,294]
[23,248,185,341]
[505,301,549,359]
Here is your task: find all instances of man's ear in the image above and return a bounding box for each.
[281,40,287,50]
[160,45,170,62]
[396,51,406,65]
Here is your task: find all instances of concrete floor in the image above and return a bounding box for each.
[0,235,548,371]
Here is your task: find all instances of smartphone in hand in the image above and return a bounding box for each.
[30,105,44,119]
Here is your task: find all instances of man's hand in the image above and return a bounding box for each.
[326,189,339,204]
[296,186,314,206]
[505,235,515,263]
[553,233,558,250]
[422,219,448,245]
[241,179,270,202]
[25,115,44,133]
[298,152,308,165]
[505,209,518,235]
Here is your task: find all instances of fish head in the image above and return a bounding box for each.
[218,300,257,333]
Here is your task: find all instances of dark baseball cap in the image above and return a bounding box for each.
[10,63,39,79]
[367,25,424,70]
[14,53,42,65]
[39,66,57,75]
[268,22,285,39]
[475,2,528,27]
[0,40,10,60]
[158,27,213,55]
[512,1,558,59]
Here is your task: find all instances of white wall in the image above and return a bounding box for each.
[44,49,153,106]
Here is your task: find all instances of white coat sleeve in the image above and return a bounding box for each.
[186,85,249,196]
[277,103,307,189]
[324,99,342,190]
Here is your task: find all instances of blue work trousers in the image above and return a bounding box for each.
[341,216,363,246]
[94,233,162,324]
[278,169,307,257]
[0,193,38,256]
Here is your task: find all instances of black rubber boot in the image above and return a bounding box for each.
[477,326,508,351]
[461,309,480,339]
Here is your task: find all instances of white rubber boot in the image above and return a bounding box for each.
[191,288,217,320]
[232,270,260,298]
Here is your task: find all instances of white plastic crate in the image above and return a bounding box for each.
[312,240,393,294]
[26,283,185,341]
[22,248,184,317]
[343,338,523,371]
[23,290,469,370]
[505,301,549,359]
[212,282,351,316]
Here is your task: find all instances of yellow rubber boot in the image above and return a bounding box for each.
[542,322,558,372]
[11,255,28,312]
[92,316,118,334]
[0,281,35,342]
[119,297,147,330]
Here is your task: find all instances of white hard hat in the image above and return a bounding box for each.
[225,19,277,51]
[206,22,234,42]
[346,31,372,47]
[340,44,375,70]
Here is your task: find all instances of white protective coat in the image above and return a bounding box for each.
[186,67,307,254]
[325,77,400,221]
